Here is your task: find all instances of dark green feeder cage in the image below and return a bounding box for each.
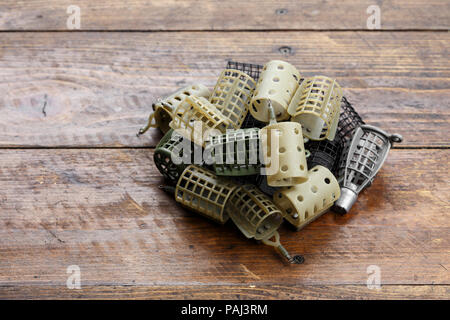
[154,129,202,184]
[205,128,262,176]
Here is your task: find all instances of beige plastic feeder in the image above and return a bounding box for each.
[169,95,231,146]
[210,69,256,129]
[260,102,308,187]
[139,84,211,135]
[288,76,342,141]
[250,60,301,122]
[273,165,340,230]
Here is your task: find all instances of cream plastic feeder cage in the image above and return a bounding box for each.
[288,76,342,141]
[227,185,304,264]
[226,61,264,81]
[174,165,239,224]
[138,84,211,135]
[337,96,365,143]
[205,128,262,176]
[260,102,308,187]
[334,124,402,214]
[210,69,256,129]
[273,165,341,230]
[169,95,231,147]
[305,136,342,174]
[250,60,301,122]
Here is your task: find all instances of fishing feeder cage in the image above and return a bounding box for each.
[274,165,341,230]
[210,69,256,129]
[226,61,264,81]
[334,124,402,214]
[260,104,308,187]
[288,76,342,141]
[138,84,211,135]
[154,129,202,184]
[251,60,301,122]
[175,165,239,224]
[305,136,342,174]
[227,185,283,240]
[337,96,365,142]
[205,128,262,176]
[169,95,231,147]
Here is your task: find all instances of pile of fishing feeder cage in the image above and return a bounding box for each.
[138,60,403,264]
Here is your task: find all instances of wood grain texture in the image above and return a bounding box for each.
[0,149,448,299]
[0,31,448,147]
[0,285,448,300]
[0,0,449,31]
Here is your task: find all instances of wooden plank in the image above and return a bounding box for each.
[0,285,448,300]
[0,31,448,147]
[0,0,448,31]
[0,149,448,292]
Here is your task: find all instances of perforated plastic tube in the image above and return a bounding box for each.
[260,121,308,187]
[273,165,340,230]
[251,60,301,122]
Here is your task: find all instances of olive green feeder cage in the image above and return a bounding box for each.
[138,84,211,135]
[227,184,303,264]
[288,76,342,141]
[154,129,202,184]
[210,69,256,129]
[204,128,262,176]
[174,165,239,224]
[169,95,232,147]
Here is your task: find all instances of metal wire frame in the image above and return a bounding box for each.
[226,61,264,81]
[227,185,283,240]
[210,69,256,129]
[205,128,262,176]
[337,125,397,193]
[175,165,239,224]
[305,136,342,174]
[337,96,365,143]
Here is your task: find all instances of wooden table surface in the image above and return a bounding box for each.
[0,1,448,299]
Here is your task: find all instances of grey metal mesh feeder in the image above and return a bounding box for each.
[334,124,402,214]
[337,96,365,142]
[305,136,342,174]
[226,61,263,81]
